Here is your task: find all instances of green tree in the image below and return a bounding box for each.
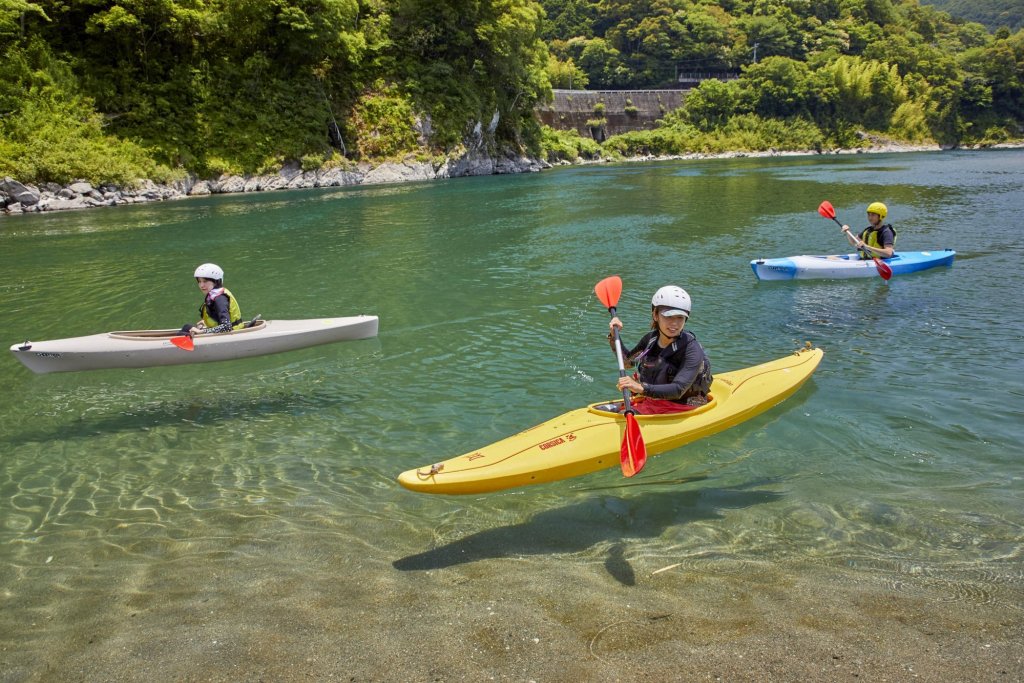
[740,56,813,116]
[0,0,48,37]
[541,0,597,39]
[546,54,589,88]
[678,78,740,130]
[567,36,632,87]
[739,13,805,61]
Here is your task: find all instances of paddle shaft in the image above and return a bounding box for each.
[593,276,648,477]
[828,214,857,239]
[607,306,636,414]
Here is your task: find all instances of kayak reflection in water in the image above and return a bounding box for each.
[599,285,713,415]
[180,263,245,337]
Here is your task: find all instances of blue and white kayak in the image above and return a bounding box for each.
[751,250,955,281]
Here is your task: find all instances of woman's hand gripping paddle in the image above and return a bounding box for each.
[594,276,648,477]
[817,201,893,280]
[169,335,194,351]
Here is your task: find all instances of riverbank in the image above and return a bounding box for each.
[4,140,1022,218]
[0,151,549,217]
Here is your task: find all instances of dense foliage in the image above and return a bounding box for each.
[0,0,1021,185]
[541,0,1024,154]
[0,0,552,184]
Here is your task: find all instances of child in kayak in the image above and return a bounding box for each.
[603,285,713,414]
[841,201,896,259]
[180,263,244,336]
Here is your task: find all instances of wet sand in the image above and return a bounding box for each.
[3,530,1021,682]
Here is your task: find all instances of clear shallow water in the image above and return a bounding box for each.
[1,150,1022,675]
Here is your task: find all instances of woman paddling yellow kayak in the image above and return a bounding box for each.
[398,277,823,495]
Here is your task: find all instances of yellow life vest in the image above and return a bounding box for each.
[858,224,897,260]
[200,287,244,330]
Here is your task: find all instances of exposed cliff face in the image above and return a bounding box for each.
[537,90,687,140]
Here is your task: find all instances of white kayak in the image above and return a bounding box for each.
[10,316,379,374]
[751,250,955,280]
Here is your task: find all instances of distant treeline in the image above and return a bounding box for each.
[0,0,1021,186]
[539,0,1023,158]
[920,0,1023,32]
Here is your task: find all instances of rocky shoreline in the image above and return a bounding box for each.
[0,152,550,216]
[3,141,1021,217]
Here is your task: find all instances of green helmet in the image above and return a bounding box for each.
[866,202,888,219]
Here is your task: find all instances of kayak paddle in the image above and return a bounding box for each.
[169,335,194,351]
[594,276,648,477]
[817,201,893,280]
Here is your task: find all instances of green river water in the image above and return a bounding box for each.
[1,149,1022,680]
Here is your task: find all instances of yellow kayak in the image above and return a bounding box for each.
[398,346,824,495]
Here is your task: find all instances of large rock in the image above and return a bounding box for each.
[188,181,212,196]
[69,181,94,194]
[258,175,290,191]
[318,167,361,187]
[39,196,91,212]
[446,154,494,177]
[140,187,165,200]
[363,160,436,185]
[216,176,246,194]
[1,177,40,206]
[278,162,303,183]
[288,171,318,189]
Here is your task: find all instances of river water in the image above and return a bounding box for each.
[1,150,1022,680]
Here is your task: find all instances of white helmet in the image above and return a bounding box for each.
[194,263,224,281]
[651,285,691,318]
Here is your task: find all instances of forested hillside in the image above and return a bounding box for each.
[1,0,1022,187]
[919,0,1023,32]
[0,0,551,185]
[539,0,1023,158]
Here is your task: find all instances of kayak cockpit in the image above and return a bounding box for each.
[108,319,267,341]
[587,394,718,418]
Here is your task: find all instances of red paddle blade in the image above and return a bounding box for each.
[594,276,623,310]
[875,258,893,280]
[817,201,836,220]
[170,335,194,351]
[620,413,647,477]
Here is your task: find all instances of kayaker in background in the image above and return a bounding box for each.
[841,201,896,259]
[180,263,244,337]
[604,285,713,414]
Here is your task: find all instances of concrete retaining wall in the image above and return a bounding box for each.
[536,89,687,140]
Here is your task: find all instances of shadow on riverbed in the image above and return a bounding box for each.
[393,482,784,583]
[2,387,349,447]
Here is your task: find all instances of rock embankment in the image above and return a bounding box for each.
[1,152,549,216]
